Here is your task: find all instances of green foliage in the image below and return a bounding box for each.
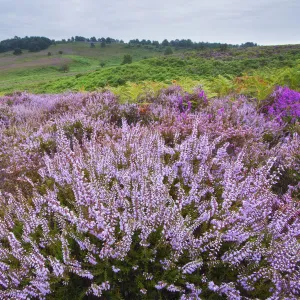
[164,47,173,55]
[2,42,300,97]
[122,54,133,65]
[219,44,228,52]
[59,64,70,73]
[13,48,22,55]
[0,36,52,53]
[209,75,234,97]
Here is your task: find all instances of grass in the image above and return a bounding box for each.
[1,42,300,97]
[0,42,166,93]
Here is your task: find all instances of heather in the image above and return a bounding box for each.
[262,86,300,123]
[0,87,299,299]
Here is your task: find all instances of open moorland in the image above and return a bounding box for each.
[1,41,300,98]
[0,38,299,299]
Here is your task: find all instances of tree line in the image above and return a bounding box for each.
[0,35,258,54]
[0,36,52,53]
[61,37,258,50]
[128,39,257,50]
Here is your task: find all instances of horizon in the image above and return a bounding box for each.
[1,35,299,47]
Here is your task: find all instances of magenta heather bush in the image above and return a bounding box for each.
[264,86,300,123]
[0,88,299,299]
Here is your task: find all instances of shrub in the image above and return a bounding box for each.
[13,48,22,55]
[263,86,300,123]
[0,89,299,299]
[220,43,228,52]
[164,47,173,55]
[48,52,52,56]
[0,89,300,299]
[59,64,70,72]
[122,54,133,65]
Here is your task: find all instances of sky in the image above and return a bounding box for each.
[0,0,299,45]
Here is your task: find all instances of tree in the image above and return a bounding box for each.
[28,42,41,52]
[164,47,173,55]
[220,43,228,52]
[101,41,106,48]
[106,37,112,44]
[241,42,257,48]
[152,41,159,47]
[90,42,96,48]
[58,50,63,54]
[162,39,169,47]
[13,48,22,55]
[121,54,132,65]
[75,36,86,42]
[0,36,52,53]
[47,52,52,56]
[90,37,97,42]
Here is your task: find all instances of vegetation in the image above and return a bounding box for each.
[0,36,52,53]
[0,36,300,299]
[164,46,173,55]
[59,63,70,72]
[122,54,133,64]
[13,48,22,55]
[1,41,300,96]
[0,86,299,299]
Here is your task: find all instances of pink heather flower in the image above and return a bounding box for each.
[112,265,120,273]
[155,281,168,290]
[140,288,147,294]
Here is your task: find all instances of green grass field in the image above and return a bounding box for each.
[0,42,165,94]
[1,42,300,98]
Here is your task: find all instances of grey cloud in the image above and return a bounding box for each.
[0,0,299,45]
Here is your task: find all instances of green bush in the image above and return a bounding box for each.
[13,48,22,55]
[59,64,70,73]
[122,54,133,65]
[164,47,173,55]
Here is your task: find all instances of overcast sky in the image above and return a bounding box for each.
[0,0,299,45]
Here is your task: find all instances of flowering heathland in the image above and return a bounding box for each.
[0,86,299,299]
[263,86,300,123]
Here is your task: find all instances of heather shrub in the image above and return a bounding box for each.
[0,87,299,299]
[262,86,300,123]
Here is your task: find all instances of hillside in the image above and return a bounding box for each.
[1,42,300,97]
[0,42,165,94]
